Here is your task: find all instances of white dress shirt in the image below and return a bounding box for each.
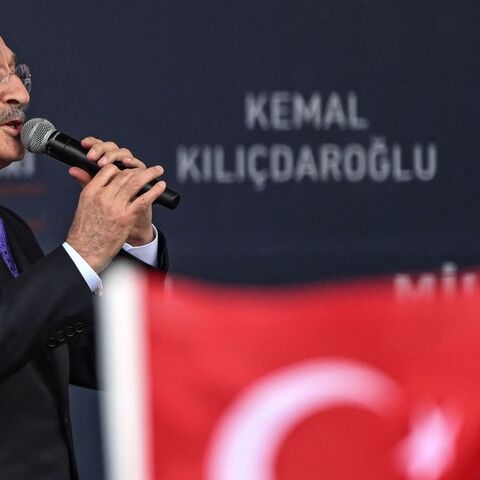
[62,225,159,295]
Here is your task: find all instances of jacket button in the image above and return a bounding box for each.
[74,322,86,333]
[47,337,57,348]
[66,325,75,337]
[56,330,66,342]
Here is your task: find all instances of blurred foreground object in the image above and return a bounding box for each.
[98,263,480,480]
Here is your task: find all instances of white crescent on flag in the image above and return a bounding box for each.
[204,359,401,480]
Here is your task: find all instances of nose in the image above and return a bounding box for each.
[0,73,30,108]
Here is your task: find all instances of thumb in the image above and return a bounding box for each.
[69,167,93,188]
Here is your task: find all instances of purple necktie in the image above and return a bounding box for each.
[0,218,19,277]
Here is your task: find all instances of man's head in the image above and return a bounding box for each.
[0,36,30,169]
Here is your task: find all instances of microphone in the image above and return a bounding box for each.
[20,118,180,210]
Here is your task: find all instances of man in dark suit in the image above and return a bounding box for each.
[0,35,168,479]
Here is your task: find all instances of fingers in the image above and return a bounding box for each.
[130,178,167,213]
[84,163,165,202]
[78,137,166,209]
[80,136,99,150]
[121,156,152,171]
[68,166,92,187]
[113,165,165,202]
[81,136,139,168]
[85,163,123,188]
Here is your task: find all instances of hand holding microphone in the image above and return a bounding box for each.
[20,118,179,272]
[20,118,180,209]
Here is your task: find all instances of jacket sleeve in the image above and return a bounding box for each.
[68,227,169,389]
[0,246,94,383]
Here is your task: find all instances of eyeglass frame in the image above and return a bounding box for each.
[0,64,32,93]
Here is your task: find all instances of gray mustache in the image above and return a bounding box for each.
[0,107,26,125]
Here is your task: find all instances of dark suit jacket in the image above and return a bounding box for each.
[0,205,168,479]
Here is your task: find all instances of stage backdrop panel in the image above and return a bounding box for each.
[1,2,479,479]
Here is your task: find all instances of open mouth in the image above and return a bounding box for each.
[0,120,23,134]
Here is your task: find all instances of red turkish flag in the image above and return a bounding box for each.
[98,265,480,480]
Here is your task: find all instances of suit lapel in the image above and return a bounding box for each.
[0,208,70,409]
[0,249,12,277]
[0,210,40,274]
[6,230,29,274]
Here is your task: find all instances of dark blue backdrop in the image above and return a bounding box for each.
[1,1,480,478]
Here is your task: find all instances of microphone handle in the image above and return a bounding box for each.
[46,132,180,210]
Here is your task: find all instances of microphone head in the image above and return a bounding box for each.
[20,118,56,153]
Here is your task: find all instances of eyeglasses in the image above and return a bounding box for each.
[0,64,32,93]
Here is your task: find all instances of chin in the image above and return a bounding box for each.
[0,143,25,169]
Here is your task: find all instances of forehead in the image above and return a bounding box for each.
[0,37,16,66]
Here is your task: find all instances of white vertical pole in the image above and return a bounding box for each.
[96,262,152,480]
